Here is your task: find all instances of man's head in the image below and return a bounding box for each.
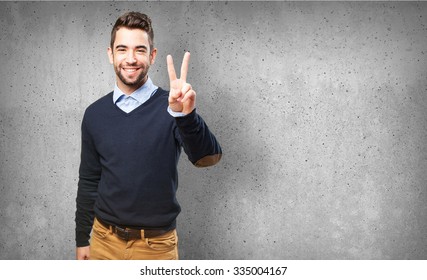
[108,12,157,94]
[110,12,154,52]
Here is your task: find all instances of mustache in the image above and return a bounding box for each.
[123,60,143,64]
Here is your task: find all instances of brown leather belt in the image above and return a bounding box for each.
[96,217,170,241]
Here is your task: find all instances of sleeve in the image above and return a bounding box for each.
[75,112,102,247]
[174,108,222,167]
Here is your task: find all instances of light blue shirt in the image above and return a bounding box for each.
[113,77,158,113]
[113,77,186,117]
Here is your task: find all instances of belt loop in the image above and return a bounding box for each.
[140,229,145,239]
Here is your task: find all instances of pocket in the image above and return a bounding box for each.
[92,218,109,239]
[145,230,177,251]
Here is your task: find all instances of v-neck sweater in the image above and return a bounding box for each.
[75,88,222,247]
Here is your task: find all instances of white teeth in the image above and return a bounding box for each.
[124,68,137,73]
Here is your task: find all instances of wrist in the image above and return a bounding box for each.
[168,106,189,118]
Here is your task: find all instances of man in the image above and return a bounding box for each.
[75,12,222,260]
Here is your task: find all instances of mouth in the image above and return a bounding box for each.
[122,67,141,73]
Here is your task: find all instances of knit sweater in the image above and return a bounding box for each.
[75,88,221,247]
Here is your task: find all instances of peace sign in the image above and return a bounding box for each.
[167,52,196,115]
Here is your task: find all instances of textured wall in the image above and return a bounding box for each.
[0,1,426,260]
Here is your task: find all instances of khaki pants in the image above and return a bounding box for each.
[89,218,179,260]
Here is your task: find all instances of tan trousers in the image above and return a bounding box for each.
[89,218,179,260]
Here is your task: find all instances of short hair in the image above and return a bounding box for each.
[110,12,154,52]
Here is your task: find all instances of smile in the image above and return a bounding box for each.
[123,68,140,73]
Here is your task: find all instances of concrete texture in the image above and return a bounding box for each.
[0,1,426,260]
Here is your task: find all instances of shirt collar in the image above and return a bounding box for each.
[113,77,158,104]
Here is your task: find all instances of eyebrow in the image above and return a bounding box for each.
[115,45,148,50]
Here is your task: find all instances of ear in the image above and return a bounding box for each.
[150,48,157,65]
[107,47,114,64]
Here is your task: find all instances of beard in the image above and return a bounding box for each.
[115,63,150,89]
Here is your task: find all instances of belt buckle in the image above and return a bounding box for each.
[115,226,130,241]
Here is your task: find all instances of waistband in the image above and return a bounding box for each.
[95,217,171,241]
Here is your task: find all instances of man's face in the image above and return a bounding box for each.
[108,27,157,94]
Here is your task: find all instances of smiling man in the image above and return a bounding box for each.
[109,26,154,95]
[75,12,222,260]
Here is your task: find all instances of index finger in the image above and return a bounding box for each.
[167,55,177,81]
[180,52,190,82]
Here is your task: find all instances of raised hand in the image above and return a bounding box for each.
[167,52,196,115]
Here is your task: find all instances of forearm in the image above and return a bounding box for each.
[75,177,98,247]
[175,109,222,167]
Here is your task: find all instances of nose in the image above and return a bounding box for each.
[126,51,137,64]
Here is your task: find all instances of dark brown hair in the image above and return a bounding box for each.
[110,12,154,51]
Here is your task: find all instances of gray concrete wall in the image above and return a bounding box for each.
[0,1,426,260]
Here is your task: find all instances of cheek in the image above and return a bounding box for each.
[113,54,126,65]
[137,54,151,65]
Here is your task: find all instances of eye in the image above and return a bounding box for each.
[136,49,146,54]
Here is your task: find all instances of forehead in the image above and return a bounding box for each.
[113,27,150,48]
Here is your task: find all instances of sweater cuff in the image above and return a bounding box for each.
[174,109,199,131]
[76,230,90,247]
[167,106,189,118]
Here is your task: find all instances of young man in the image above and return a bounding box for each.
[75,12,222,260]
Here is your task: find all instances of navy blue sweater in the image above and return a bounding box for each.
[75,88,221,247]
